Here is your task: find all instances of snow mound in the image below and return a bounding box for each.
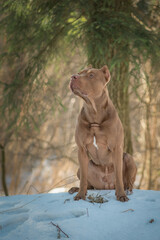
[0,189,160,240]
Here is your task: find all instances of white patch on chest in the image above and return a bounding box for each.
[93,136,98,149]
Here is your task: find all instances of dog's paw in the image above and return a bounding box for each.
[74,192,86,201]
[68,187,79,194]
[117,194,129,202]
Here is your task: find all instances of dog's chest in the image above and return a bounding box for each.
[85,129,113,166]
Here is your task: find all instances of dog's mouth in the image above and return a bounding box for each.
[70,81,87,97]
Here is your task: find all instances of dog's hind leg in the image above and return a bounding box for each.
[123,153,137,193]
[68,168,94,194]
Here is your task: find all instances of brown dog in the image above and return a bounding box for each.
[69,65,137,202]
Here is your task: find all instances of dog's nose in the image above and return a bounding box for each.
[71,75,79,81]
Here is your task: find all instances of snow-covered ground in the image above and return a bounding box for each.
[0,189,160,240]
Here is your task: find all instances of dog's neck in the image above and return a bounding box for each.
[83,88,113,125]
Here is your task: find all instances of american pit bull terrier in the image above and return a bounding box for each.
[69,65,137,202]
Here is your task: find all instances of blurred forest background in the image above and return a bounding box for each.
[0,0,160,196]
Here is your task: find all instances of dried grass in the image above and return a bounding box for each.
[87,193,108,204]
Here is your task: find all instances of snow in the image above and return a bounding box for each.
[0,189,160,240]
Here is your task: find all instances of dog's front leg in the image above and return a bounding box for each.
[114,146,129,202]
[74,147,89,200]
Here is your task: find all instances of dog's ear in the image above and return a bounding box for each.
[87,64,92,69]
[100,65,110,83]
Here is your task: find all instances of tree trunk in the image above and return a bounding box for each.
[0,144,9,196]
[108,61,133,154]
[85,0,133,154]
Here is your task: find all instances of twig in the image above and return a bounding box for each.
[41,175,77,193]
[149,218,154,223]
[87,194,108,204]
[0,196,41,214]
[122,209,134,213]
[50,221,69,238]
[86,208,89,217]
[26,184,40,194]
[64,199,70,204]
[18,180,29,195]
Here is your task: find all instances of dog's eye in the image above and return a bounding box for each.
[89,73,94,78]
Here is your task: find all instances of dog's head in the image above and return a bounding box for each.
[70,65,110,99]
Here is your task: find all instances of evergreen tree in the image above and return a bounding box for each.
[0,0,160,152]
